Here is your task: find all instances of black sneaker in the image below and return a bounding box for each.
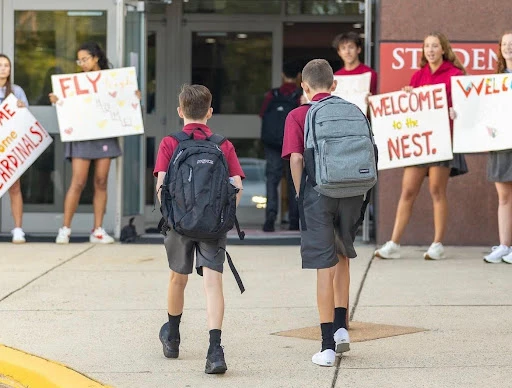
[205,344,227,374]
[262,220,275,232]
[159,322,180,359]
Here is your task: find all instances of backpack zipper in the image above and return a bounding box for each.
[173,150,184,165]
[188,167,192,182]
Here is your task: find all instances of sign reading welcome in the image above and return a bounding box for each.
[368,84,453,170]
[0,95,53,198]
[51,67,144,142]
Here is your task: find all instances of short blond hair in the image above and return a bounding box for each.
[302,59,334,90]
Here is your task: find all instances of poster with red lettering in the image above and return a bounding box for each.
[451,73,512,152]
[379,42,498,94]
[0,95,53,198]
[368,84,453,170]
[51,67,144,142]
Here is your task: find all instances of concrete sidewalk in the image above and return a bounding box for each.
[0,242,511,388]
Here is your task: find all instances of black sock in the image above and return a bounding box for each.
[208,329,222,354]
[320,323,335,351]
[168,313,182,341]
[334,307,347,332]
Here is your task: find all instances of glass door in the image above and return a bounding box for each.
[0,0,122,235]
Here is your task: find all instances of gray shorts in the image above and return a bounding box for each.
[163,229,226,275]
[64,138,122,160]
[300,182,364,269]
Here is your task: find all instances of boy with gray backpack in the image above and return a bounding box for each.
[282,59,377,367]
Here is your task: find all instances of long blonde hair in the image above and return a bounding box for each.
[496,31,512,74]
[419,32,466,74]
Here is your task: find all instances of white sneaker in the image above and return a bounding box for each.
[56,227,71,244]
[374,241,400,259]
[333,328,350,354]
[502,251,512,264]
[89,227,115,244]
[11,228,26,244]
[424,242,446,260]
[484,245,511,264]
[311,349,336,367]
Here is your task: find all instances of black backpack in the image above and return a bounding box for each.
[261,88,302,149]
[159,128,245,292]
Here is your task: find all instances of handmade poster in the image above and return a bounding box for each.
[332,72,371,113]
[51,67,144,142]
[368,84,453,170]
[0,94,53,198]
[451,73,512,152]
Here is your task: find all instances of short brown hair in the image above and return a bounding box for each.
[178,84,212,120]
[301,59,334,90]
[332,31,362,50]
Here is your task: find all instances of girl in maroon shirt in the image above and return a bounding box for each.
[375,32,468,261]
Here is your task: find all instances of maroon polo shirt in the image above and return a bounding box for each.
[334,63,378,95]
[153,123,245,179]
[281,92,331,159]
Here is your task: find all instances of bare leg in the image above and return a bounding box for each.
[428,166,451,243]
[390,167,428,243]
[93,158,111,229]
[317,266,336,323]
[334,255,350,329]
[203,267,224,330]
[168,270,188,316]
[8,180,23,228]
[495,182,512,246]
[63,158,91,227]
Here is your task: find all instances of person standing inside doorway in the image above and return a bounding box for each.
[0,54,29,243]
[332,31,377,96]
[260,61,302,232]
[374,32,468,260]
[484,31,512,264]
[49,42,140,244]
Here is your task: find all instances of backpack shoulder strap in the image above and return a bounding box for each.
[208,133,227,146]
[290,88,302,100]
[271,88,280,98]
[171,131,190,143]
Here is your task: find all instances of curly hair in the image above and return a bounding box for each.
[496,31,512,74]
[78,42,111,70]
[419,32,466,74]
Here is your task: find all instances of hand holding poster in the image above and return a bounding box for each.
[451,73,512,153]
[332,72,371,113]
[51,67,144,142]
[0,95,53,198]
[368,84,453,170]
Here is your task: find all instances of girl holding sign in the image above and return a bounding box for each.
[374,32,468,261]
[0,54,29,244]
[484,31,512,264]
[49,42,140,244]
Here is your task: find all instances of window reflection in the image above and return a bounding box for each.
[184,0,281,14]
[287,0,364,15]
[192,32,272,114]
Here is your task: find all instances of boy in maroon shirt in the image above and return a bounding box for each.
[153,85,244,374]
[332,31,378,95]
[282,59,363,367]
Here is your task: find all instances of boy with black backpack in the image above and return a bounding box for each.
[282,59,377,367]
[153,84,245,374]
[260,61,302,232]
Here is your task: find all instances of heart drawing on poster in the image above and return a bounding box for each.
[117,100,126,107]
[84,96,93,104]
[97,120,108,129]
[64,128,73,135]
[109,91,118,98]
[57,100,65,107]
[131,103,139,110]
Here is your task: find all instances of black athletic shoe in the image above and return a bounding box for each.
[159,322,180,359]
[205,345,227,374]
[262,220,275,232]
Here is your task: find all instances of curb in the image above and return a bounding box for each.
[0,345,112,388]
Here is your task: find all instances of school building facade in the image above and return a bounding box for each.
[0,0,508,245]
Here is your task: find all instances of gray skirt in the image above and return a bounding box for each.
[416,153,468,177]
[487,150,512,182]
[64,138,122,160]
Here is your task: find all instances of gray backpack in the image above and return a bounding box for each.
[303,95,377,199]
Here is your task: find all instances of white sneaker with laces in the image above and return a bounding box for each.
[56,227,71,244]
[502,251,512,264]
[484,245,511,264]
[424,242,446,260]
[374,241,400,259]
[11,228,26,244]
[334,328,350,354]
[311,349,336,367]
[90,227,115,244]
